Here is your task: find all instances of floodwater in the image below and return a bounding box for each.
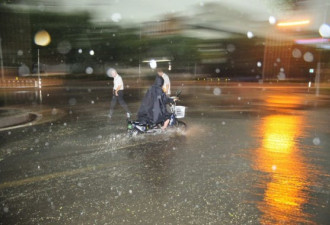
[0,80,329,224]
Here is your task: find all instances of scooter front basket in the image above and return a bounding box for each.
[175,106,185,118]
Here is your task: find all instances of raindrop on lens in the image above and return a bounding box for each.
[272,165,277,171]
[226,44,235,52]
[57,40,72,54]
[85,67,93,74]
[51,108,58,115]
[303,52,314,62]
[111,13,122,22]
[292,48,302,58]
[269,16,276,25]
[38,4,45,11]
[18,64,30,76]
[247,31,254,39]
[319,23,330,38]
[17,50,23,56]
[69,98,77,106]
[213,87,221,96]
[313,137,320,145]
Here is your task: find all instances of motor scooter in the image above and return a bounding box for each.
[127,90,186,136]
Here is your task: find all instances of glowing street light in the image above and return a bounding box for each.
[277,20,310,27]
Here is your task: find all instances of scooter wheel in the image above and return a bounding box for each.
[175,121,187,130]
[128,129,139,137]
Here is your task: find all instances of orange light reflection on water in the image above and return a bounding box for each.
[253,95,315,224]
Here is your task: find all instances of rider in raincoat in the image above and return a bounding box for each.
[137,76,174,129]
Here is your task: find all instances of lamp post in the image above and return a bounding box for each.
[0,36,4,81]
[37,48,41,88]
[34,30,51,103]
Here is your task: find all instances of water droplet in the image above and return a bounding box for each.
[313,137,320,145]
[213,87,221,96]
[247,31,254,39]
[57,40,72,54]
[17,49,23,56]
[51,108,58,115]
[3,207,9,213]
[85,67,93,74]
[319,23,330,38]
[111,13,122,22]
[292,48,302,58]
[226,44,236,52]
[18,64,30,76]
[269,16,276,25]
[69,98,77,106]
[303,52,314,62]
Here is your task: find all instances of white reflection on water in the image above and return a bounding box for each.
[253,96,318,224]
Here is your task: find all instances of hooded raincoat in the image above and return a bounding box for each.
[137,76,174,125]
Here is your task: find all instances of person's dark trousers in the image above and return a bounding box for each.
[109,90,130,118]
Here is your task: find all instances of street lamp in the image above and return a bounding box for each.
[0,36,4,81]
[34,30,51,103]
[34,30,51,88]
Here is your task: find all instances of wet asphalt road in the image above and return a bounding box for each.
[0,80,329,224]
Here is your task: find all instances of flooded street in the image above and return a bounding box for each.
[0,81,329,224]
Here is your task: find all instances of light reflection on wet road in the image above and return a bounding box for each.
[253,114,315,224]
[0,82,329,224]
